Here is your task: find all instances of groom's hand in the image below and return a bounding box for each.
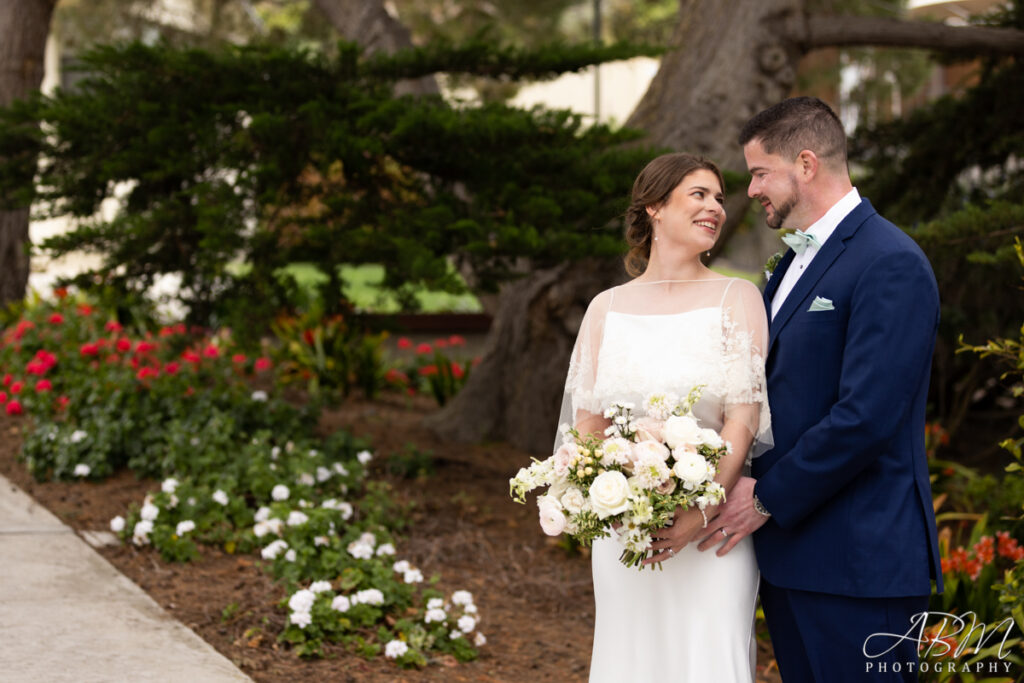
[697,476,768,556]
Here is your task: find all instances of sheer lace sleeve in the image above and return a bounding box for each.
[720,279,773,457]
[556,288,613,446]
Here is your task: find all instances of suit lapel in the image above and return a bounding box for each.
[763,249,795,311]
[767,199,876,356]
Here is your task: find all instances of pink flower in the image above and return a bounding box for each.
[254,357,272,372]
[232,353,247,364]
[633,417,665,443]
[202,345,219,358]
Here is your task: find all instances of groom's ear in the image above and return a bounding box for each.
[796,150,819,180]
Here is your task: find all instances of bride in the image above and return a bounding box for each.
[559,153,772,681]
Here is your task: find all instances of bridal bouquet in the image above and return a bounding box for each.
[510,386,729,569]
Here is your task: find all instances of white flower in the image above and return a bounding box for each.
[289,589,316,613]
[316,466,332,482]
[332,462,349,476]
[451,591,474,606]
[552,442,580,477]
[287,511,309,526]
[73,463,91,477]
[588,471,631,519]
[347,542,374,560]
[427,598,444,610]
[331,595,351,612]
[251,390,268,402]
[354,588,384,606]
[393,560,411,574]
[270,446,280,460]
[403,568,424,584]
[175,520,196,536]
[314,535,329,547]
[271,484,290,501]
[190,437,200,447]
[212,489,229,506]
[537,495,567,536]
[631,443,672,489]
[384,640,408,659]
[600,437,633,467]
[70,429,88,444]
[132,520,153,546]
[642,392,679,421]
[698,428,724,449]
[464,603,478,615]
[284,549,297,562]
[140,502,159,522]
[166,494,179,509]
[357,531,376,546]
[673,451,713,491]
[663,414,702,449]
[253,518,284,538]
[297,472,315,487]
[376,543,396,557]
[309,580,332,594]
[356,450,373,465]
[450,630,463,640]
[110,515,125,533]
[289,610,312,628]
[254,506,271,522]
[261,539,288,560]
[425,607,447,623]
[474,632,487,647]
[321,499,353,520]
[457,615,477,633]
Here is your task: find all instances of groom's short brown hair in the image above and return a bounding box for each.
[739,97,848,171]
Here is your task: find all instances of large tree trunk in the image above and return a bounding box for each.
[430,0,1024,454]
[0,0,55,306]
[425,258,626,455]
[311,0,438,95]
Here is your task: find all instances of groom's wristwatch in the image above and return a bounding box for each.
[752,494,771,518]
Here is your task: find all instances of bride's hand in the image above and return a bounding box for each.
[642,506,711,566]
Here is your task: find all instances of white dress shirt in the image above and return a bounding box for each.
[771,188,861,319]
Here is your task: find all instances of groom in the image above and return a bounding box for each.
[702,97,943,681]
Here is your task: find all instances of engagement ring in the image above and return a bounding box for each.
[668,548,675,557]
[720,528,728,537]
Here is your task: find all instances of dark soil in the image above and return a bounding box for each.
[0,395,780,682]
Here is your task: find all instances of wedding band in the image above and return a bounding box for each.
[668,548,675,557]
[720,528,728,537]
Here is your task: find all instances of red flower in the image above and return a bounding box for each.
[13,320,34,339]
[2,374,10,386]
[6,400,22,416]
[997,531,1024,560]
[10,381,23,394]
[974,536,995,565]
[80,342,99,357]
[202,345,219,358]
[232,353,247,364]
[434,339,448,349]
[397,337,413,350]
[158,326,174,337]
[415,343,433,355]
[182,350,201,364]
[448,334,466,347]
[137,367,159,380]
[948,547,969,573]
[53,287,68,299]
[48,313,65,325]
[105,321,123,333]
[56,395,69,410]
[164,362,181,375]
[76,304,93,316]
[135,341,157,354]
[35,379,53,393]
[0,391,6,403]
[116,338,133,353]
[418,364,438,377]
[254,357,272,372]
[406,387,416,396]
[384,368,408,384]
[25,360,47,375]
[451,363,465,379]
[302,329,315,346]
[184,386,195,397]
[105,354,119,365]
[940,558,952,574]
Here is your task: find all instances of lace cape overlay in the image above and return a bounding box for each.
[558,278,773,458]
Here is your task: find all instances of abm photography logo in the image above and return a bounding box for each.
[863,611,1019,675]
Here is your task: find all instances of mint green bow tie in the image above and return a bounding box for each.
[781,230,822,255]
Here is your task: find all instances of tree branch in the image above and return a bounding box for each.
[804,15,1024,55]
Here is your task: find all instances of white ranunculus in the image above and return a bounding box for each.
[212,489,229,506]
[560,487,586,514]
[537,495,567,536]
[271,484,290,501]
[331,595,351,612]
[309,580,332,594]
[673,451,713,490]
[384,640,409,659]
[175,520,195,536]
[663,414,702,449]
[698,428,724,449]
[140,502,159,522]
[588,471,631,519]
[110,515,125,533]
[73,463,91,477]
[457,615,477,633]
[289,610,312,628]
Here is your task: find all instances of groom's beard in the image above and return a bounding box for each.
[761,176,800,229]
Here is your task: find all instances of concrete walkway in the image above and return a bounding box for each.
[0,474,251,682]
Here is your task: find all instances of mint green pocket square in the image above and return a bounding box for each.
[808,296,834,312]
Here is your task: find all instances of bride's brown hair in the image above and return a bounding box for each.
[624,153,725,276]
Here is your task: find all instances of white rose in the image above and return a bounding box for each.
[289,589,316,613]
[140,502,159,522]
[289,610,312,628]
[331,595,351,612]
[457,615,477,633]
[110,515,125,533]
[537,496,567,536]
[663,414,702,449]
[588,471,631,519]
[698,428,724,449]
[384,640,409,659]
[560,487,586,514]
[632,440,670,464]
[673,451,713,490]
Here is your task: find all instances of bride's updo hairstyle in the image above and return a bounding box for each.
[624,153,725,276]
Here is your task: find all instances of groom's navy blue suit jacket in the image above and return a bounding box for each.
[753,198,943,598]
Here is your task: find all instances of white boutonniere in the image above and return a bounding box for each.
[763,250,785,281]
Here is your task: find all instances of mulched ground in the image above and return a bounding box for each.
[0,394,780,682]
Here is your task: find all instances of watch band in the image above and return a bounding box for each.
[753,494,771,518]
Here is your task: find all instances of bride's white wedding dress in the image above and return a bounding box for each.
[559,278,772,682]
